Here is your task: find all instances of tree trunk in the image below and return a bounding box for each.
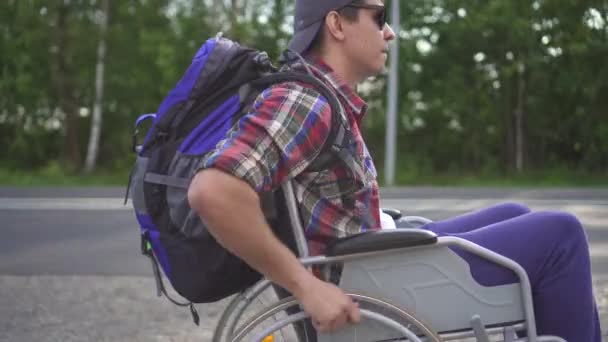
[514,62,526,173]
[503,70,515,173]
[84,0,110,173]
[230,0,239,35]
[55,1,81,170]
[272,0,285,31]
[209,0,228,30]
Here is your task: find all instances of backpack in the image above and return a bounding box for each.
[125,36,355,323]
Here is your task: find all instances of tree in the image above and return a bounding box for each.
[53,1,83,170]
[84,0,110,173]
[1,0,606,180]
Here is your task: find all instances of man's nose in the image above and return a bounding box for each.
[383,24,396,41]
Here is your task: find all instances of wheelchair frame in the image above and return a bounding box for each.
[212,181,567,342]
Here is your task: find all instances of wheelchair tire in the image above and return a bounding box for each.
[231,293,442,342]
[213,280,276,342]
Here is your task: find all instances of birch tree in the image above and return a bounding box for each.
[84,0,109,173]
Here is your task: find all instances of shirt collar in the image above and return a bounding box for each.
[302,54,368,120]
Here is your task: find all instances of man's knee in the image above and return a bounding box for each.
[554,211,586,239]
[497,202,531,217]
[501,202,530,216]
[538,211,588,247]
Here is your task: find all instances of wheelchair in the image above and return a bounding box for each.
[210,181,567,342]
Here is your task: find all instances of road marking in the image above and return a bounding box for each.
[590,243,608,258]
[0,197,606,212]
[0,198,131,210]
[381,198,608,211]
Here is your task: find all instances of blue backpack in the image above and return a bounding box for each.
[126,36,354,323]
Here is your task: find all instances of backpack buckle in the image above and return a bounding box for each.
[132,113,156,154]
[131,132,140,153]
[141,231,152,256]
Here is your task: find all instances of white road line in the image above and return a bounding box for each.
[590,243,608,258]
[381,198,608,211]
[0,197,606,211]
[0,198,131,210]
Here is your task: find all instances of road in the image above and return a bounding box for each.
[0,187,606,341]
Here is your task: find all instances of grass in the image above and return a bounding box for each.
[379,165,608,187]
[0,162,606,187]
[0,162,130,186]
[395,172,607,187]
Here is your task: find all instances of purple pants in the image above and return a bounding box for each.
[416,203,601,341]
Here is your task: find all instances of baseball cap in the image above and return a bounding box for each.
[287,0,355,54]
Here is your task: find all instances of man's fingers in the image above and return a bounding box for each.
[314,308,349,333]
[328,300,356,331]
[347,300,361,324]
[312,320,326,333]
[304,283,360,333]
[329,313,347,331]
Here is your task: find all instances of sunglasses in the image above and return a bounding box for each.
[343,3,387,30]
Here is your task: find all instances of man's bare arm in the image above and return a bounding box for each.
[187,168,359,332]
[188,168,313,295]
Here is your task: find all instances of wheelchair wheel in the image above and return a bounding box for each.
[231,293,442,342]
[213,280,298,342]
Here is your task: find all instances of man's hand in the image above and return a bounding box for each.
[294,275,361,333]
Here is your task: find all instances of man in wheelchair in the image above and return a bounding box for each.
[187,0,601,340]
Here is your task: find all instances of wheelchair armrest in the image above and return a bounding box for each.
[326,229,438,257]
[381,208,402,220]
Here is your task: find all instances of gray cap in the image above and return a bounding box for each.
[287,0,354,53]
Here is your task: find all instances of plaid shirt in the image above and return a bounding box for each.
[202,56,381,256]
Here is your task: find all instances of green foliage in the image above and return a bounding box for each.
[0,0,606,185]
[362,0,608,178]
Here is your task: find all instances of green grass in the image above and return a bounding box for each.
[0,162,606,187]
[395,170,608,187]
[395,172,607,187]
[380,165,608,187]
[0,162,129,186]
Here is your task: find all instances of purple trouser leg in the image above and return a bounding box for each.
[417,203,601,341]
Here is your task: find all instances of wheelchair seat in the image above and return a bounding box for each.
[326,229,438,256]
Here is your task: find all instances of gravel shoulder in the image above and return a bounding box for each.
[1,275,606,341]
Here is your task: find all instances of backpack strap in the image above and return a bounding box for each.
[253,71,366,182]
[249,71,354,172]
[144,173,190,188]
[140,232,200,325]
[250,69,374,227]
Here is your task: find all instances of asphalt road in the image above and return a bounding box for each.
[1,187,606,341]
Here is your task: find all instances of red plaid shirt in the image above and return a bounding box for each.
[202,56,381,255]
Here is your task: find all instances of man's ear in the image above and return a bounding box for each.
[324,11,346,42]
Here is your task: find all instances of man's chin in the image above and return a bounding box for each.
[360,62,388,81]
[376,63,389,76]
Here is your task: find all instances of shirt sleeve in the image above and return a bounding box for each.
[201,83,333,192]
